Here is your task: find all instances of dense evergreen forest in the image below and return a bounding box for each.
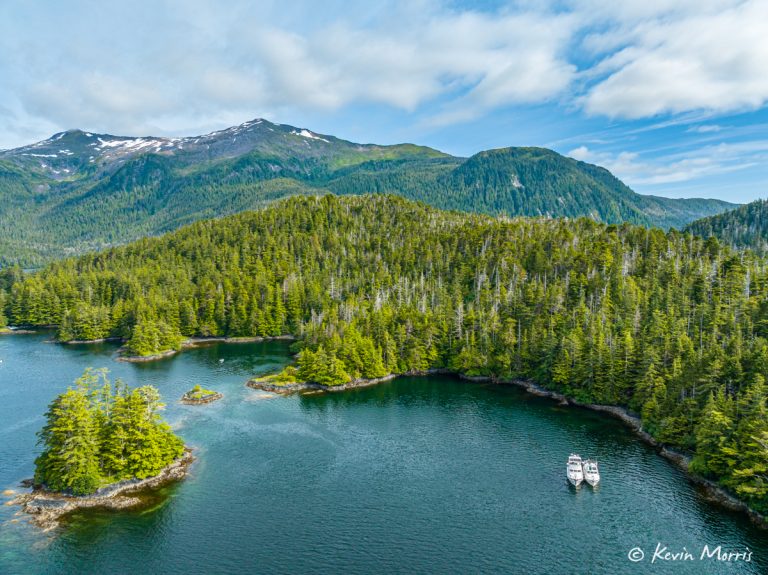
[0,119,734,266]
[2,194,767,512]
[34,369,184,495]
[685,199,768,253]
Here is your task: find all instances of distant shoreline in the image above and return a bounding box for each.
[0,328,295,361]
[0,327,38,335]
[118,335,295,362]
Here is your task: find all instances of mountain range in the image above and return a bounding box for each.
[0,118,737,266]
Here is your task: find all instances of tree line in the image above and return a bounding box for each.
[2,193,767,511]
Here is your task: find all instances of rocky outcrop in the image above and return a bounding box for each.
[12,449,194,530]
[247,374,398,394]
[181,392,223,405]
[183,335,295,347]
[246,369,455,394]
[117,348,180,362]
[63,337,123,344]
[117,335,296,363]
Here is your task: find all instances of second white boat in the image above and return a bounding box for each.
[582,459,600,487]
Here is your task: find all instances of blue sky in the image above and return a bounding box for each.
[1,0,767,203]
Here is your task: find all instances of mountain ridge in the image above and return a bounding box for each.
[0,118,736,266]
[684,199,768,253]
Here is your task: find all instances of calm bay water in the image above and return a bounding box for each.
[0,332,766,574]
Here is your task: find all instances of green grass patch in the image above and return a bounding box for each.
[250,366,299,386]
[184,384,219,399]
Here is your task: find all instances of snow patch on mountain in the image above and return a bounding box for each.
[292,129,330,143]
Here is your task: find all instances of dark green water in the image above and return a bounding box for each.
[1,333,766,574]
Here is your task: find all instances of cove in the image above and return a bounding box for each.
[1,333,767,574]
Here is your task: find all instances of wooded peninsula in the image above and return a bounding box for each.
[1,194,767,513]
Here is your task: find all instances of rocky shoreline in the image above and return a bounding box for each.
[64,337,123,344]
[467,374,768,529]
[117,347,180,362]
[117,335,295,363]
[10,449,194,530]
[250,368,768,529]
[1,327,295,361]
[248,373,397,394]
[181,392,223,405]
[246,368,455,394]
[183,335,295,347]
[0,327,37,335]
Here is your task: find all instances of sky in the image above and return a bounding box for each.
[1,0,767,203]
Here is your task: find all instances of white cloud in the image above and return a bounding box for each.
[688,125,723,134]
[581,1,768,118]
[0,0,767,149]
[568,140,768,185]
[0,1,579,145]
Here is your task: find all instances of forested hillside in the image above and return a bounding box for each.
[0,120,734,266]
[2,194,766,512]
[685,199,768,253]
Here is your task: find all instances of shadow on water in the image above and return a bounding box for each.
[296,375,488,412]
[59,480,182,535]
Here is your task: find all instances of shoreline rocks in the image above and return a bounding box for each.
[247,373,398,394]
[117,335,295,363]
[63,337,123,344]
[117,348,180,362]
[247,369,453,394]
[183,335,295,348]
[2,331,295,362]
[0,328,37,335]
[181,391,223,405]
[11,449,194,531]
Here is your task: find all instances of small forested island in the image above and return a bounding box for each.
[14,368,190,529]
[3,194,768,520]
[181,384,222,404]
[117,319,185,361]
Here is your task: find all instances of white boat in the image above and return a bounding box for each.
[582,459,600,486]
[567,454,584,487]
